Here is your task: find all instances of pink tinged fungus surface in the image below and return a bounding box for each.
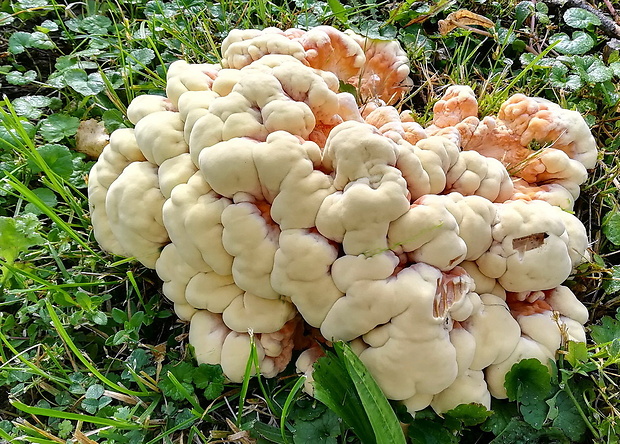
[87,25,594,415]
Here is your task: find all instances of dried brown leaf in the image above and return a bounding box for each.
[439,9,495,35]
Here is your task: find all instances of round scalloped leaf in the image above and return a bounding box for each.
[549,31,595,55]
[40,113,80,142]
[549,65,583,90]
[563,7,601,29]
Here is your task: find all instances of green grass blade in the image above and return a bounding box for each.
[5,174,100,257]
[0,427,14,441]
[164,371,205,415]
[279,375,307,443]
[336,342,406,444]
[10,399,142,429]
[46,300,157,397]
[0,328,69,387]
[312,344,376,444]
[236,333,260,426]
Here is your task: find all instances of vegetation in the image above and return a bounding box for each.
[1,0,620,442]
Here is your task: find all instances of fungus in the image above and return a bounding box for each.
[88,25,594,415]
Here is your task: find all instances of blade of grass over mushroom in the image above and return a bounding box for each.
[46,300,157,397]
[236,332,262,427]
[338,342,407,444]
[280,375,307,443]
[313,341,406,444]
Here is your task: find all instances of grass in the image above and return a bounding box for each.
[1,0,620,442]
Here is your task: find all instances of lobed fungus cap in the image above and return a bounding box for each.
[88,25,594,415]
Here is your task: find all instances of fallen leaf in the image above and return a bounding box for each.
[439,9,495,35]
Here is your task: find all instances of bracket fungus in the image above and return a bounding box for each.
[88,25,596,414]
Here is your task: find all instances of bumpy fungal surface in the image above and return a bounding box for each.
[88,26,596,414]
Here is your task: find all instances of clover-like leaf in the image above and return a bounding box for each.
[549,65,583,90]
[563,7,601,29]
[28,31,54,50]
[573,56,613,83]
[79,15,112,35]
[8,32,32,54]
[24,187,58,215]
[129,48,156,66]
[39,113,80,142]
[29,144,74,178]
[0,12,16,26]
[603,211,620,245]
[294,410,341,444]
[13,95,53,119]
[6,70,37,86]
[549,31,595,55]
[63,69,105,96]
[504,359,552,429]
[0,214,46,264]
[17,0,49,8]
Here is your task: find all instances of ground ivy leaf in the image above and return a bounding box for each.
[17,0,49,8]
[13,95,53,119]
[580,58,613,83]
[291,398,327,422]
[480,399,519,436]
[590,315,620,344]
[549,65,583,90]
[28,31,54,50]
[63,69,105,96]
[0,214,45,264]
[24,187,57,215]
[515,1,534,28]
[603,211,620,245]
[8,32,31,54]
[563,7,601,29]
[505,359,552,402]
[444,403,492,427]
[129,48,155,66]
[0,12,16,26]
[203,382,224,400]
[79,15,112,35]
[192,364,224,389]
[550,390,587,441]
[565,341,589,367]
[549,31,595,55]
[39,19,58,32]
[102,109,127,132]
[519,396,549,429]
[6,70,37,86]
[39,113,80,142]
[158,373,194,401]
[30,144,74,178]
[504,359,552,429]
[603,266,620,295]
[489,418,566,444]
[193,364,225,399]
[294,410,341,444]
[408,418,458,444]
